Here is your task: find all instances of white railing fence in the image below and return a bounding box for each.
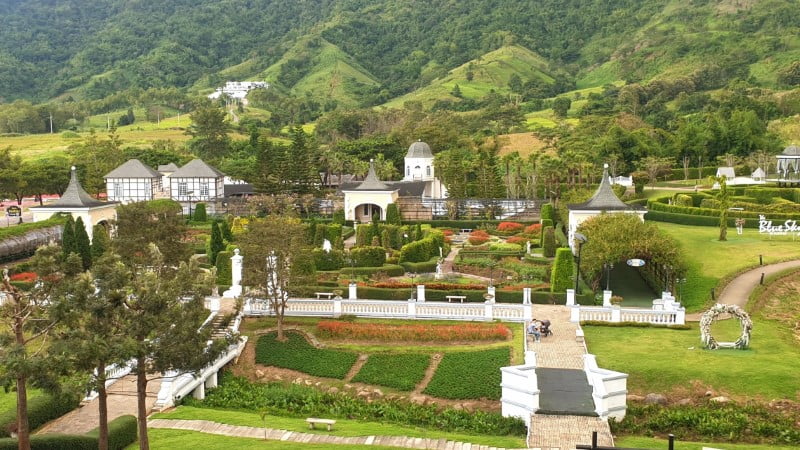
[583,354,628,421]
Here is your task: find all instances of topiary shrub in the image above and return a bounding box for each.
[550,248,574,292]
[207,221,225,265]
[540,203,554,223]
[542,226,556,258]
[386,204,401,225]
[674,194,693,207]
[215,250,232,285]
[193,203,207,222]
[312,248,345,271]
[399,237,438,263]
[87,415,138,450]
[332,208,345,225]
[350,246,386,267]
[355,225,372,246]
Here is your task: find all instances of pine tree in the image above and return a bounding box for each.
[61,215,76,258]
[386,204,401,225]
[91,224,110,261]
[74,216,92,270]
[208,221,225,266]
[415,223,423,241]
[193,202,207,222]
[220,219,233,242]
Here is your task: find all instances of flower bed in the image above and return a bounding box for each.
[496,222,524,233]
[369,281,486,290]
[423,348,509,400]
[351,353,430,390]
[468,230,490,245]
[316,321,512,342]
[9,272,36,282]
[255,331,357,379]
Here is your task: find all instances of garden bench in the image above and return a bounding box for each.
[446,295,467,303]
[306,418,336,431]
[315,292,335,300]
[575,328,585,343]
[460,228,473,234]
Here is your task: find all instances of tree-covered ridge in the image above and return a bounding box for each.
[2,0,798,104]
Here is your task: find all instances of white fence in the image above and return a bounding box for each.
[584,354,628,421]
[243,298,533,322]
[570,305,685,325]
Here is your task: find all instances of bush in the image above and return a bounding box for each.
[215,250,232,285]
[399,233,443,263]
[312,248,345,271]
[506,236,528,246]
[523,223,541,235]
[385,204,401,225]
[400,257,438,273]
[0,393,80,438]
[316,321,511,342]
[338,264,405,277]
[674,194,693,207]
[496,222,523,233]
[0,434,97,449]
[351,354,430,391]
[87,415,138,450]
[332,208,345,225]
[550,248,574,292]
[423,349,509,400]
[350,246,386,267]
[542,227,555,258]
[255,331,357,379]
[192,203,207,222]
[540,203,554,222]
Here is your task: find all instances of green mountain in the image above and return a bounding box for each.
[0,0,799,105]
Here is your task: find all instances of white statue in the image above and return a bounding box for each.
[322,238,332,253]
[435,260,443,279]
[526,241,531,254]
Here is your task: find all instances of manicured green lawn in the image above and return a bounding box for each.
[126,429,401,449]
[255,331,357,379]
[655,222,800,311]
[616,436,799,450]
[351,353,430,391]
[423,348,509,400]
[0,388,40,412]
[584,319,800,399]
[151,407,527,448]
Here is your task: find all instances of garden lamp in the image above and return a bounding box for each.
[573,232,588,294]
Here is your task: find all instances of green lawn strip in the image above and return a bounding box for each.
[583,321,800,399]
[125,428,401,449]
[255,331,357,379]
[423,348,509,400]
[351,354,429,391]
[615,436,798,450]
[152,406,525,448]
[0,388,40,413]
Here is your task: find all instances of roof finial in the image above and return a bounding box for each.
[603,163,609,169]
[71,165,77,172]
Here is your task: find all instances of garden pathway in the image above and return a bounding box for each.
[148,418,528,449]
[685,259,800,321]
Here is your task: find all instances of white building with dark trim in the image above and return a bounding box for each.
[104,159,164,204]
[168,159,226,215]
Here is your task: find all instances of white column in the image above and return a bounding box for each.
[417,285,426,302]
[487,285,496,300]
[603,290,612,307]
[675,307,686,325]
[348,282,358,300]
[523,287,531,305]
[569,305,581,323]
[333,298,342,318]
[224,249,243,298]
[485,301,493,320]
[523,303,532,321]
[407,299,416,317]
[193,382,205,400]
[566,289,576,306]
[204,371,218,389]
[611,305,621,322]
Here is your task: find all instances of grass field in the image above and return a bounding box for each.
[125,429,401,450]
[0,388,40,413]
[150,406,527,448]
[655,222,800,312]
[616,435,799,450]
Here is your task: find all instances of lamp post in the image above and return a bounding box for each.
[408,272,417,300]
[186,190,195,219]
[677,277,687,303]
[605,262,614,291]
[488,261,497,287]
[574,232,588,295]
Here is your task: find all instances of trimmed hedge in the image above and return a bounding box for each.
[402,220,534,228]
[351,354,430,391]
[0,393,80,438]
[215,250,232,286]
[542,227,555,257]
[540,203,554,222]
[338,264,405,277]
[350,246,386,267]
[644,210,761,228]
[400,257,439,273]
[423,348,508,400]
[0,414,138,450]
[255,331,357,379]
[550,248,574,293]
[648,195,800,221]
[193,203,207,222]
[312,248,345,271]
[86,415,138,450]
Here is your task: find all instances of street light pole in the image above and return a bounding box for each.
[605,262,614,291]
[574,232,588,295]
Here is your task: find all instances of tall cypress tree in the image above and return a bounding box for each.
[91,224,110,261]
[208,221,225,266]
[74,216,92,270]
[62,215,76,258]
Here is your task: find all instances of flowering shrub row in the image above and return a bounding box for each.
[497,222,524,232]
[370,281,485,290]
[9,272,36,282]
[505,236,529,245]
[468,229,490,245]
[524,224,542,234]
[316,321,512,342]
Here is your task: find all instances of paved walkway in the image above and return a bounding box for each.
[528,415,613,450]
[685,259,800,321]
[148,418,527,449]
[529,305,584,369]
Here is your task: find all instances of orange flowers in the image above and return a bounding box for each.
[316,321,512,342]
[497,222,523,232]
[468,229,490,245]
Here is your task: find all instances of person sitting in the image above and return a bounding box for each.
[528,319,542,342]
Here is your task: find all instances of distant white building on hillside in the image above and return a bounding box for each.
[208,81,269,104]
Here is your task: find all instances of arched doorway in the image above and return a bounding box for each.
[354,203,383,223]
[602,262,658,307]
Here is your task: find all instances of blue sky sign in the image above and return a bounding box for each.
[627,258,645,267]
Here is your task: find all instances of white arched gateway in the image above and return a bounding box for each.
[342,161,398,222]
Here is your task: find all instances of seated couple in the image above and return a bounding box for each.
[527,319,551,342]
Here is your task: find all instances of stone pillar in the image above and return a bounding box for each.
[417,285,426,302]
[603,290,612,307]
[523,303,532,322]
[524,351,537,366]
[193,382,205,400]
[675,307,686,325]
[407,298,416,317]
[566,289,576,306]
[523,287,532,305]
[569,305,581,323]
[333,298,342,318]
[484,301,493,320]
[348,282,358,300]
[204,371,218,389]
[207,297,220,312]
[487,285,496,300]
[224,249,243,298]
[611,305,622,322]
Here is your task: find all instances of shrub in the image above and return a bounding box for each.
[208,221,225,265]
[0,434,97,449]
[423,349,509,400]
[674,194,693,207]
[87,415,138,450]
[312,248,345,271]
[351,354,430,391]
[699,198,720,209]
[496,222,523,232]
[467,229,491,245]
[350,246,386,267]
[255,331,357,379]
[542,227,555,258]
[506,236,528,246]
[550,248,574,292]
[193,203,207,222]
[400,258,438,273]
[355,225,372,246]
[9,272,36,282]
[540,203,554,222]
[523,223,542,235]
[385,204,401,225]
[399,236,439,263]
[488,242,522,252]
[215,250,232,285]
[332,208,345,225]
[338,264,405,277]
[0,393,80,438]
[316,321,511,342]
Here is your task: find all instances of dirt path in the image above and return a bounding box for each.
[344,354,369,383]
[413,353,443,394]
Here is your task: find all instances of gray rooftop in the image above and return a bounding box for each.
[170,159,225,178]
[568,165,644,212]
[347,161,395,191]
[39,167,111,208]
[780,145,800,156]
[157,163,180,173]
[104,159,161,179]
[406,140,433,159]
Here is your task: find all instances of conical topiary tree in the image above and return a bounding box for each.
[542,226,556,258]
[193,202,207,222]
[386,204,401,225]
[61,215,76,258]
[208,221,225,266]
[550,248,575,292]
[220,219,233,242]
[91,223,110,261]
[74,216,92,270]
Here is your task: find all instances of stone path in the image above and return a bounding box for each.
[685,259,800,321]
[529,305,584,369]
[528,415,613,450]
[148,418,528,449]
[37,375,162,435]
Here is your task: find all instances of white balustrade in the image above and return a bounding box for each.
[577,306,685,325]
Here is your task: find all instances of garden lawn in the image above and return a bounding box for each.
[655,222,800,311]
[0,388,40,413]
[351,353,430,391]
[423,348,509,400]
[151,407,526,448]
[615,436,798,450]
[584,319,800,399]
[255,331,357,379]
[125,429,401,449]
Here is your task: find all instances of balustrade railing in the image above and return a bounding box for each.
[572,305,685,325]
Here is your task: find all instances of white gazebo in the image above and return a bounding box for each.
[774,145,800,182]
[342,160,398,222]
[567,164,646,253]
[31,166,118,241]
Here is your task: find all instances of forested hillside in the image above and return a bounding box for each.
[4,0,798,105]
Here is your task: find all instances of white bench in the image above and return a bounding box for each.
[460,228,473,234]
[315,292,335,300]
[446,295,467,303]
[575,328,585,343]
[306,418,336,431]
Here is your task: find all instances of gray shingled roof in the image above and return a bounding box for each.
[41,167,109,208]
[349,161,395,191]
[568,165,644,211]
[170,159,225,178]
[104,159,161,179]
[157,163,180,173]
[780,145,800,156]
[406,140,433,158]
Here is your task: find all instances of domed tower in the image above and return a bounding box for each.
[404,140,434,181]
